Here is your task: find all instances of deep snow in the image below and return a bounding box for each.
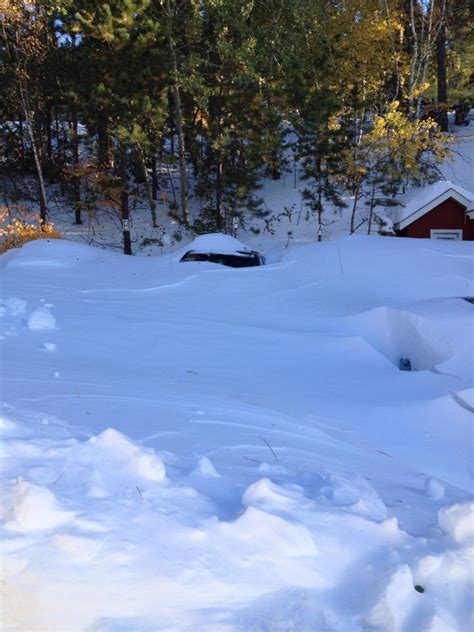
[1,233,473,631]
[1,114,474,632]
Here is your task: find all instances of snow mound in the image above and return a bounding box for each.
[424,478,445,500]
[3,298,27,315]
[6,480,75,532]
[0,415,18,434]
[0,298,29,338]
[4,238,113,268]
[27,307,56,330]
[191,456,220,478]
[350,307,453,370]
[413,504,474,631]
[54,534,103,563]
[366,564,430,632]
[87,428,166,483]
[438,502,474,544]
[219,505,318,559]
[236,587,342,632]
[318,474,388,522]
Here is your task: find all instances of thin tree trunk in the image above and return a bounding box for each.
[72,111,82,225]
[436,22,448,132]
[120,142,132,255]
[18,114,25,162]
[20,87,48,223]
[215,158,224,230]
[45,105,52,164]
[137,144,158,227]
[367,181,377,234]
[350,187,361,234]
[151,154,159,201]
[165,0,189,224]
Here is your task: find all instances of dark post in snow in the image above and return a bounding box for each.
[318,224,323,242]
[120,142,132,256]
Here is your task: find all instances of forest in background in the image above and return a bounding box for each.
[1,0,473,254]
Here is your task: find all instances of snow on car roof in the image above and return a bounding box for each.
[184,233,254,255]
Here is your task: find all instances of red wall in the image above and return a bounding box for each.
[398,198,474,240]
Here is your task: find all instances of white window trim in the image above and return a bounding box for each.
[430,229,463,240]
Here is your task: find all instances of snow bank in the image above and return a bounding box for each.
[438,502,474,544]
[86,428,166,489]
[3,298,27,315]
[5,479,75,532]
[1,234,473,630]
[411,502,474,632]
[348,307,453,370]
[2,238,113,268]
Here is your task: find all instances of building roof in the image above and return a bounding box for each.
[389,181,474,231]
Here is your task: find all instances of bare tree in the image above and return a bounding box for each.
[1,0,49,221]
[405,0,446,118]
[164,0,189,225]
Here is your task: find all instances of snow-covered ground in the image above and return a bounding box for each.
[1,117,474,631]
[1,232,473,631]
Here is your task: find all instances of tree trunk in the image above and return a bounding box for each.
[436,22,448,132]
[350,187,361,234]
[215,159,224,230]
[97,111,111,168]
[20,89,48,223]
[165,0,189,224]
[138,144,158,227]
[151,154,159,201]
[120,143,132,255]
[18,114,25,163]
[45,105,52,164]
[367,181,377,234]
[72,111,82,225]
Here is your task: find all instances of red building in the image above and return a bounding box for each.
[392,181,474,240]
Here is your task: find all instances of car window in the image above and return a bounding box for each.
[180,251,262,267]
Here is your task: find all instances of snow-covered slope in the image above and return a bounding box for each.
[1,235,473,631]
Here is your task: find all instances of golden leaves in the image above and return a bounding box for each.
[0,206,61,253]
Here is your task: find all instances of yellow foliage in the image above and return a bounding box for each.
[0,207,61,254]
[327,115,342,132]
[413,82,431,98]
[339,101,454,188]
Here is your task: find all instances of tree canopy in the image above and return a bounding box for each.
[1,0,471,252]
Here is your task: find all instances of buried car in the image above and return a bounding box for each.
[179,233,265,268]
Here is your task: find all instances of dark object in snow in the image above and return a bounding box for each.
[454,99,471,126]
[414,585,425,593]
[461,297,474,304]
[180,233,265,268]
[399,358,412,371]
[180,250,264,267]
